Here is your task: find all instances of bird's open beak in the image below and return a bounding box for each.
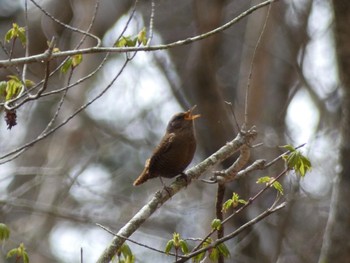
[184,105,201,120]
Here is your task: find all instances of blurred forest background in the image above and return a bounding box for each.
[1,0,350,262]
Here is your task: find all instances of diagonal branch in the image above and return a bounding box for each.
[175,201,287,263]
[96,128,257,263]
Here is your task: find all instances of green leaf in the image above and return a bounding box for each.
[120,243,132,258]
[281,144,296,152]
[222,192,246,212]
[209,247,219,261]
[61,54,82,73]
[257,176,284,194]
[6,76,23,101]
[72,54,83,67]
[283,150,312,177]
[17,28,26,46]
[165,232,189,255]
[208,243,230,261]
[7,243,29,263]
[193,239,212,263]
[137,27,147,45]
[165,240,174,254]
[0,81,7,98]
[116,243,134,263]
[256,176,271,184]
[193,251,205,263]
[179,240,189,255]
[61,58,73,73]
[173,232,180,246]
[5,29,13,43]
[23,253,29,263]
[222,199,233,213]
[0,223,10,241]
[211,219,222,231]
[115,36,137,47]
[203,237,212,246]
[7,75,21,82]
[217,243,230,258]
[24,79,35,88]
[272,181,284,195]
[115,36,127,47]
[4,23,26,46]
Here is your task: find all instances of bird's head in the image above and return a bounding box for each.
[166,105,201,133]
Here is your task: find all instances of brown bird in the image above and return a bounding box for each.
[133,106,200,186]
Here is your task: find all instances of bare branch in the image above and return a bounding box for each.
[96,223,183,258]
[147,0,156,46]
[244,0,272,125]
[0,197,114,224]
[0,0,278,68]
[29,0,101,47]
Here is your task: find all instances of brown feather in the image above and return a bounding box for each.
[133,107,199,186]
[133,159,151,186]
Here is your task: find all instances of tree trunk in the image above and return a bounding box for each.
[319,1,350,262]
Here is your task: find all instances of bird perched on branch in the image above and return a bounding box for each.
[133,106,200,186]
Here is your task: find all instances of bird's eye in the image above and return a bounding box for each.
[169,114,184,129]
[174,115,183,121]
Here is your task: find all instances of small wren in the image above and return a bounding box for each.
[133,106,200,186]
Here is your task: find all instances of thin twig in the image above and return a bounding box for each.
[264,143,306,168]
[0,197,117,224]
[0,57,131,163]
[147,0,155,46]
[21,0,30,94]
[176,201,287,263]
[0,0,279,68]
[40,64,72,135]
[116,0,139,43]
[77,0,101,48]
[29,0,101,47]
[192,167,289,253]
[4,37,55,111]
[244,2,272,126]
[0,52,109,110]
[96,223,183,258]
[0,41,21,75]
[224,101,240,133]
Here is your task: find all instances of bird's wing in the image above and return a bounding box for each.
[152,133,175,157]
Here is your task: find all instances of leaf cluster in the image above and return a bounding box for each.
[222,192,247,213]
[193,238,230,263]
[114,28,148,47]
[4,23,26,46]
[114,243,135,263]
[7,243,29,263]
[256,176,284,195]
[165,232,189,255]
[0,223,10,242]
[61,54,83,73]
[0,224,30,263]
[282,145,312,177]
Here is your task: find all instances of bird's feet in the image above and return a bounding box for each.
[176,172,190,185]
[159,177,172,198]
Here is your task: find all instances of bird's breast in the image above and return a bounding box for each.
[149,132,196,178]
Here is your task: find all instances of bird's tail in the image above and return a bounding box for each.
[133,159,151,186]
